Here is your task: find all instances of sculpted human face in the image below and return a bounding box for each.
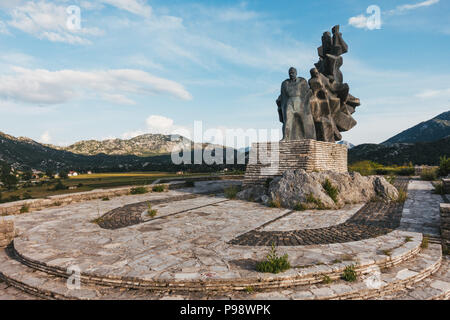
[289,68,297,81]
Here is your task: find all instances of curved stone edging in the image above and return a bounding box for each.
[10,232,423,292]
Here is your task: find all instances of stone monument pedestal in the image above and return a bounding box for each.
[243,139,347,187]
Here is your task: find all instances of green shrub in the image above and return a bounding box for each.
[433,182,444,195]
[256,243,291,274]
[293,202,306,211]
[130,187,148,195]
[420,168,438,181]
[396,167,415,176]
[152,185,165,192]
[438,156,450,177]
[102,197,110,201]
[20,204,30,213]
[224,185,240,199]
[51,180,67,191]
[341,265,357,282]
[322,179,339,203]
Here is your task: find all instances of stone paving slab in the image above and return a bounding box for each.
[400,180,441,237]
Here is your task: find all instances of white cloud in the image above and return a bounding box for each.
[0,67,192,105]
[122,115,190,139]
[39,130,51,143]
[348,15,369,29]
[0,20,9,34]
[416,88,450,98]
[100,0,152,18]
[6,1,103,44]
[390,0,440,13]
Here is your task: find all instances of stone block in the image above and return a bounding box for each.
[243,139,347,187]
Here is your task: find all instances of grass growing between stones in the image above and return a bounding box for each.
[306,193,326,209]
[90,217,104,224]
[19,204,29,213]
[130,187,148,195]
[256,243,291,274]
[268,196,282,208]
[395,189,408,203]
[224,185,241,199]
[293,202,306,211]
[322,275,333,284]
[102,197,110,201]
[322,179,339,203]
[421,236,429,249]
[147,203,158,218]
[341,265,357,282]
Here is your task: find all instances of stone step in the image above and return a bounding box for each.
[0,243,445,300]
[374,255,450,300]
[10,233,423,292]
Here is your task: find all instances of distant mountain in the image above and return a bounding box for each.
[382,110,450,145]
[0,131,244,172]
[337,140,355,149]
[349,136,450,165]
[48,134,191,156]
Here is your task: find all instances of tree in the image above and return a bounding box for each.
[45,169,54,179]
[59,170,69,179]
[2,174,18,190]
[22,169,33,181]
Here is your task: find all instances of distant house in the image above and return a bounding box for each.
[87,171,92,175]
[176,171,184,175]
[68,171,79,177]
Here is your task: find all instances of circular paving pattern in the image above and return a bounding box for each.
[228,178,409,246]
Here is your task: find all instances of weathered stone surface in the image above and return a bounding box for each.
[243,140,347,187]
[242,169,399,209]
[0,219,14,248]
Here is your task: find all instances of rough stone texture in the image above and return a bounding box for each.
[241,169,399,210]
[242,140,347,187]
[0,220,14,248]
[440,203,450,251]
[443,178,450,194]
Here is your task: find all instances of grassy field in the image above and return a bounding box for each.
[0,172,213,202]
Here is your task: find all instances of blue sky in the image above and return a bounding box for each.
[0,0,449,147]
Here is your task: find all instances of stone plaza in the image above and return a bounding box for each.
[0,178,448,300]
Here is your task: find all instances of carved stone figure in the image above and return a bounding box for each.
[276,67,316,141]
[276,25,360,143]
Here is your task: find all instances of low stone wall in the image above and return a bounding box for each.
[243,139,347,187]
[0,183,181,216]
[443,178,450,194]
[440,203,450,252]
[0,220,14,247]
[414,165,438,176]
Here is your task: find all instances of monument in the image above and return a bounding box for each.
[244,25,359,187]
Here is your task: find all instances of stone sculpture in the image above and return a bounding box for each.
[277,25,360,142]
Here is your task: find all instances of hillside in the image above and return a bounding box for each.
[349,136,450,165]
[382,110,450,144]
[49,134,190,157]
[0,132,244,172]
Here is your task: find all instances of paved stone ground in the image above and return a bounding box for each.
[399,180,441,237]
[0,178,447,300]
[230,179,408,246]
[0,280,38,300]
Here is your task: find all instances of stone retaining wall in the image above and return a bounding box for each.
[0,220,14,247]
[0,183,181,216]
[243,139,347,187]
[440,203,450,252]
